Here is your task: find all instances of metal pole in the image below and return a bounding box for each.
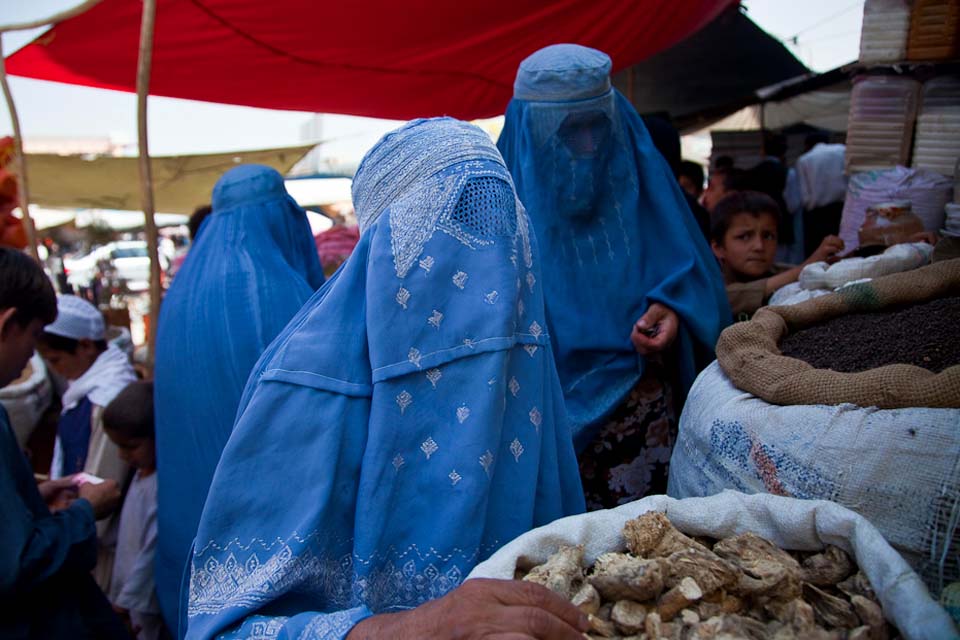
[0,34,39,261]
[136,0,160,366]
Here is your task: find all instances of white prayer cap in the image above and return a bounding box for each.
[44,295,105,341]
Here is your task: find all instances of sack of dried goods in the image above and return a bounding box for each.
[468,492,957,639]
[669,260,960,601]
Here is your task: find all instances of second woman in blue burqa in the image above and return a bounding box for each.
[498,44,731,509]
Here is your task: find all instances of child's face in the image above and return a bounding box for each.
[106,429,155,472]
[37,339,99,381]
[712,212,779,279]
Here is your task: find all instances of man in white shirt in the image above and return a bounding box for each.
[795,133,847,256]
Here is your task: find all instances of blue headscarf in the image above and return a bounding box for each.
[184,118,585,640]
[498,44,731,449]
[153,164,324,631]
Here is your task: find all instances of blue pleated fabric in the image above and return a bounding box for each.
[184,118,585,640]
[498,44,731,448]
[153,164,324,631]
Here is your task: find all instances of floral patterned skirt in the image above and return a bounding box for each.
[577,365,677,511]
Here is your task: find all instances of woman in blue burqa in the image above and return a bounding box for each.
[153,164,325,631]
[184,119,587,640]
[498,44,731,510]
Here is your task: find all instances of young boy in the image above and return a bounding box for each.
[710,191,844,320]
[0,247,126,638]
[104,381,167,640]
[35,293,137,591]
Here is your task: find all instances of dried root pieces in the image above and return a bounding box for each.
[518,512,897,639]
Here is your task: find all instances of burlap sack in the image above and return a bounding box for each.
[717,259,960,408]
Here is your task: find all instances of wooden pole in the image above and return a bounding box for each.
[0,33,39,262]
[136,0,160,366]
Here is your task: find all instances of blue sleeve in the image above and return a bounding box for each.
[0,417,98,594]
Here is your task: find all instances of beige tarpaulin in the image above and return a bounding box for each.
[25,144,315,214]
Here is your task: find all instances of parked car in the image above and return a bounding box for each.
[65,240,169,292]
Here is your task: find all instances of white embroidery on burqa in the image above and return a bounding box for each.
[396,391,412,415]
[449,470,462,486]
[426,368,442,388]
[463,338,475,349]
[487,378,496,386]
[392,455,404,472]
[510,438,524,462]
[528,321,542,338]
[244,617,288,640]
[452,271,468,289]
[428,310,444,329]
[407,348,422,369]
[456,405,470,424]
[479,451,494,476]
[516,198,534,269]
[523,345,538,357]
[587,234,599,265]
[517,299,525,318]
[420,438,438,459]
[529,407,542,432]
[385,162,513,279]
[389,174,460,279]
[598,216,615,260]
[509,377,520,397]
[395,287,410,309]
[189,535,493,619]
[353,118,502,233]
[526,271,536,292]
[484,291,499,305]
[298,611,357,640]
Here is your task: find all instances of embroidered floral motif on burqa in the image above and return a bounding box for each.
[184,118,585,640]
[497,44,731,451]
[153,164,325,630]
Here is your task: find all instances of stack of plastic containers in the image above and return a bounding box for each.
[859,0,912,63]
[907,0,960,61]
[912,76,960,176]
[845,75,921,173]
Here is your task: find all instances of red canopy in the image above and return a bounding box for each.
[7,0,736,120]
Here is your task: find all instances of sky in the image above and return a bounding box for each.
[0,0,865,160]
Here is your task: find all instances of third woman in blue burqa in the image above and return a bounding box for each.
[498,44,731,510]
[153,165,325,631]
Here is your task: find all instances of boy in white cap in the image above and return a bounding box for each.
[36,294,136,591]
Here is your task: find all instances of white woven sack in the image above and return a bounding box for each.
[798,242,934,290]
[668,362,960,602]
[0,352,52,448]
[767,282,830,307]
[468,491,957,640]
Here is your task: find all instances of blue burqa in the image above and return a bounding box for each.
[184,118,585,639]
[153,165,325,631]
[497,44,731,449]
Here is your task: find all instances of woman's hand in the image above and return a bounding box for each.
[346,579,589,639]
[631,303,679,355]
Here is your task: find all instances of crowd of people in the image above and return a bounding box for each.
[1,44,890,640]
